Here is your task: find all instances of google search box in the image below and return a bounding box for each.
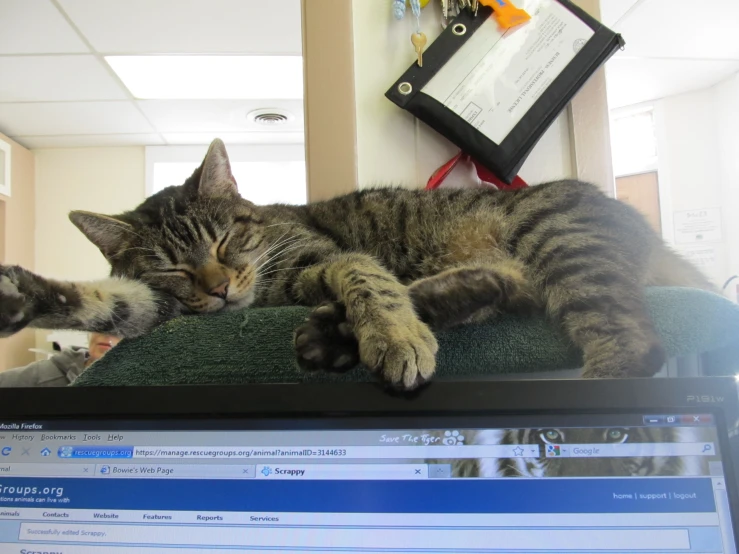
[545,443,717,458]
[132,445,540,460]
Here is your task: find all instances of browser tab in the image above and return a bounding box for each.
[255,464,428,480]
[428,464,452,479]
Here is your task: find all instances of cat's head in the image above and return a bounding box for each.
[69,139,270,314]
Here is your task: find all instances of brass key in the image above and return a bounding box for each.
[411,32,427,67]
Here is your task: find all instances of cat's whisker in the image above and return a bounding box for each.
[251,232,298,266]
[256,264,312,279]
[256,241,311,276]
[253,237,307,271]
[256,238,309,267]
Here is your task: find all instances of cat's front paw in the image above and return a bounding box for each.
[0,267,34,337]
[358,318,438,390]
[294,302,360,373]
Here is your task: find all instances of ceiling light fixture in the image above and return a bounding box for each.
[105,56,304,100]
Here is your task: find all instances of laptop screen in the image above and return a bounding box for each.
[0,411,736,553]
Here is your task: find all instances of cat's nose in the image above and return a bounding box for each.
[208,279,229,300]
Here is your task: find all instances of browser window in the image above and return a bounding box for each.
[0,412,735,553]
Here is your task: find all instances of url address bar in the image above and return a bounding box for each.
[131,445,539,459]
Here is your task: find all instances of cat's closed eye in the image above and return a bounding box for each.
[147,269,195,281]
[216,233,230,262]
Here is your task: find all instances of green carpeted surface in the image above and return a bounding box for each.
[73,287,739,387]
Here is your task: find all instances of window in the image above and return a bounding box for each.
[610,108,658,177]
[146,145,307,205]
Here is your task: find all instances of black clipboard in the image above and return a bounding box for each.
[385,1,624,184]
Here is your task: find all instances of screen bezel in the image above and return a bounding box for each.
[0,377,737,547]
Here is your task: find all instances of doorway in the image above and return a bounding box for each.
[615,171,662,236]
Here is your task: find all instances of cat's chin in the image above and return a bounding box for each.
[221,293,255,312]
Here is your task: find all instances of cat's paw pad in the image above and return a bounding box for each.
[294,302,359,373]
[0,270,32,337]
[359,320,438,390]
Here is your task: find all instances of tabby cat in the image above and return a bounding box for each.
[0,139,711,389]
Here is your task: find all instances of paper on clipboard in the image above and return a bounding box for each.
[422,0,595,144]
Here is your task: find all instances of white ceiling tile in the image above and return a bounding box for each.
[606,58,739,109]
[0,101,155,136]
[14,134,164,149]
[0,0,88,54]
[0,56,127,102]
[616,0,739,60]
[163,132,305,145]
[57,0,301,54]
[138,100,304,133]
[599,0,641,28]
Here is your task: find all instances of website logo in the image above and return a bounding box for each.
[261,467,272,477]
[443,430,465,445]
[546,445,561,457]
[100,465,111,475]
[0,447,10,456]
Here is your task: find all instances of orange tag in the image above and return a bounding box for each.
[479,0,531,29]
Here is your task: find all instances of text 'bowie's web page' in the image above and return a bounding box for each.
[0,413,735,553]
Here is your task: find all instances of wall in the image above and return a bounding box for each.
[0,132,36,370]
[653,87,732,289]
[714,73,739,294]
[34,147,146,350]
[301,0,358,201]
[351,0,573,190]
[615,80,739,291]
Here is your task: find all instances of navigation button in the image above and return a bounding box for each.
[681,414,713,425]
[643,415,664,425]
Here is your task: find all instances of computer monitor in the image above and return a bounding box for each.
[0,378,737,553]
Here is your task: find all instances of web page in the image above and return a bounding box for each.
[0,413,735,553]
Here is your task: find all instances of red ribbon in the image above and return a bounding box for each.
[426,151,528,191]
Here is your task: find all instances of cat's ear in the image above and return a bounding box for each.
[69,211,134,259]
[198,138,238,197]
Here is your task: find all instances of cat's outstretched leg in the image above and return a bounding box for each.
[529,245,665,377]
[544,282,665,378]
[291,253,437,389]
[408,259,538,329]
[0,264,181,339]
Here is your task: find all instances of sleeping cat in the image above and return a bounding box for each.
[0,139,711,389]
